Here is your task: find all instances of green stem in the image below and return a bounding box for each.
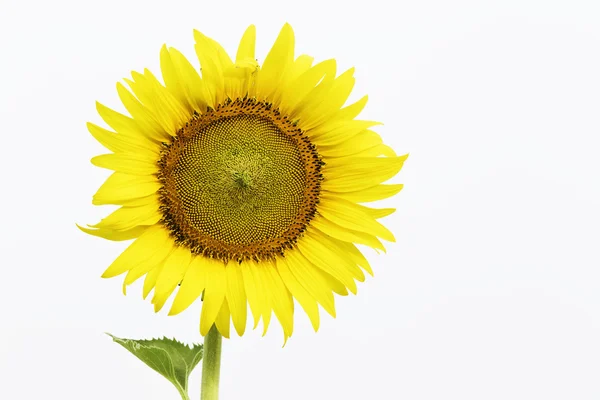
[201,325,222,400]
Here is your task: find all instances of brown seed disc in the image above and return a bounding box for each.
[157,98,323,262]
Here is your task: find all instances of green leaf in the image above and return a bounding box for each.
[107,333,203,400]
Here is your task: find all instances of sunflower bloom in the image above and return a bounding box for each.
[81,24,407,341]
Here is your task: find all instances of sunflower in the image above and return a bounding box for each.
[81,23,407,341]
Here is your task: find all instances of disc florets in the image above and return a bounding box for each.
[157,98,323,262]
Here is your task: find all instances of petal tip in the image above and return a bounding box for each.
[100,271,112,279]
[167,306,180,317]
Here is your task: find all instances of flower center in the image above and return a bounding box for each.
[158,98,323,262]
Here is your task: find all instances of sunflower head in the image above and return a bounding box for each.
[81,24,408,341]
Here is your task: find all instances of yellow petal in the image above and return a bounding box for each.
[256,23,294,101]
[116,82,170,142]
[92,172,161,205]
[144,68,190,126]
[358,204,395,220]
[317,129,383,158]
[224,25,259,98]
[169,47,210,111]
[334,184,404,203]
[296,230,358,294]
[91,153,158,176]
[215,300,231,339]
[250,264,274,336]
[126,70,189,134]
[87,123,121,153]
[354,144,397,158]
[324,68,356,111]
[194,30,233,104]
[315,234,366,283]
[206,36,234,71]
[336,241,374,276]
[160,45,184,103]
[318,194,395,242]
[272,55,314,106]
[120,195,157,207]
[196,50,222,105]
[200,258,227,336]
[240,260,262,329]
[316,268,349,296]
[311,214,386,251]
[123,244,173,290]
[225,261,247,336]
[287,55,315,82]
[285,250,336,317]
[277,257,320,331]
[310,121,381,147]
[89,199,161,231]
[160,45,201,114]
[301,67,356,130]
[143,263,163,299]
[332,95,369,121]
[169,255,208,316]
[77,224,148,241]
[262,263,294,339]
[236,25,256,63]
[280,59,336,114]
[95,101,149,140]
[87,122,159,155]
[152,246,193,312]
[291,69,336,122]
[100,225,172,278]
[322,154,408,193]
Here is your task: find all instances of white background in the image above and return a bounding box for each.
[1,0,599,399]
